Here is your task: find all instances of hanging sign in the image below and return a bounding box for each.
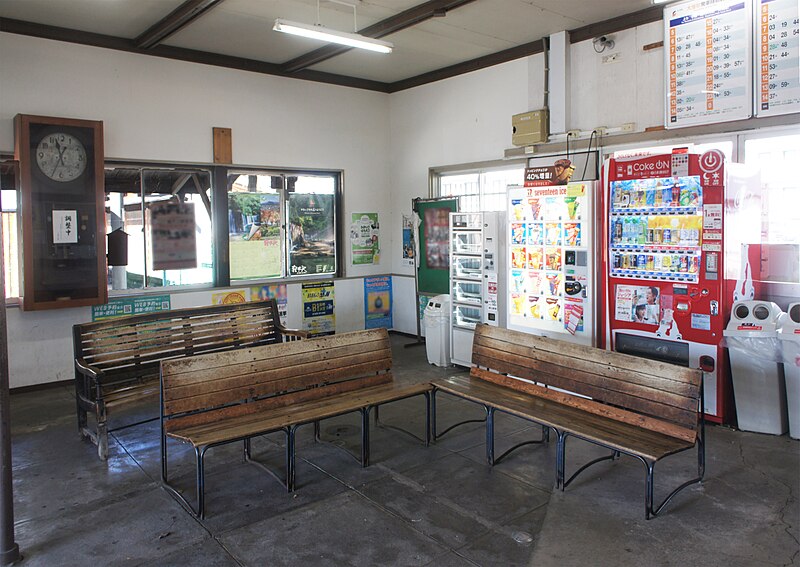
[754,0,800,117]
[665,0,752,128]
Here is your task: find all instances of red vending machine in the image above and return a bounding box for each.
[601,150,761,424]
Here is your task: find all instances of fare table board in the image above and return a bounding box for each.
[755,0,800,117]
[666,0,753,128]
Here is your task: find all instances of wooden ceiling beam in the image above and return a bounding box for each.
[281,0,477,73]
[135,0,226,49]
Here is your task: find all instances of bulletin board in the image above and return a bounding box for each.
[415,198,457,295]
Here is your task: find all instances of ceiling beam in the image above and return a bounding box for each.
[135,0,226,49]
[280,0,477,74]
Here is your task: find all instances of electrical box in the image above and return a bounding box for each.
[512,110,549,146]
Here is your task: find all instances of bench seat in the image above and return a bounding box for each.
[160,328,431,518]
[435,375,695,462]
[432,324,704,519]
[168,381,432,448]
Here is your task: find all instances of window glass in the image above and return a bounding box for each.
[105,167,213,291]
[287,176,337,277]
[1,163,19,299]
[439,168,524,212]
[744,133,800,283]
[228,173,283,280]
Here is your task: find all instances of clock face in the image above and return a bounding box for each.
[35,132,87,182]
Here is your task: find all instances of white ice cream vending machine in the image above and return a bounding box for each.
[449,211,506,367]
[507,182,596,346]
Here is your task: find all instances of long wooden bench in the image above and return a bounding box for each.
[432,324,705,519]
[73,299,306,460]
[159,327,432,518]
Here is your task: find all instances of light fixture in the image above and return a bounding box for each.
[273,0,393,54]
[273,19,393,53]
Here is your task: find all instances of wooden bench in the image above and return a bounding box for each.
[432,325,705,519]
[73,299,306,460]
[159,327,432,518]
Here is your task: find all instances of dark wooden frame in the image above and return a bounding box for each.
[14,114,107,311]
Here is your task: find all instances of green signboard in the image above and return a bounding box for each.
[92,295,171,321]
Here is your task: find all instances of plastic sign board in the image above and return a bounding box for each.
[754,0,800,117]
[665,0,753,128]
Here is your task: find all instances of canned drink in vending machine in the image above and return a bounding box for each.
[689,256,699,273]
[638,254,646,269]
[662,228,671,243]
[680,255,689,272]
[653,228,662,244]
[653,254,662,270]
[647,255,655,270]
[647,229,654,243]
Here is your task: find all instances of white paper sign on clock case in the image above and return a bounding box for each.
[754,0,800,117]
[53,210,78,244]
[665,0,753,129]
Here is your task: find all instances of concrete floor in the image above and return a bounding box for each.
[7,333,800,566]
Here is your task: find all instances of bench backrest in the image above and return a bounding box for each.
[73,299,290,383]
[160,328,392,433]
[470,325,702,443]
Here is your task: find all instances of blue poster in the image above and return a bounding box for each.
[364,276,392,329]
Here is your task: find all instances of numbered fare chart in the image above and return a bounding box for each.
[756,0,800,116]
[666,0,752,128]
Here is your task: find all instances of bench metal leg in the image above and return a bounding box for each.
[486,406,495,465]
[196,447,206,519]
[243,438,251,461]
[431,388,438,440]
[560,433,618,491]
[429,389,488,441]
[637,437,705,520]
[424,391,431,447]
[286,426,297,492]
[361,407,371,468]
[371,392,431,447]
[492,424,550,466]
[161,435,207,519]
[313,421,321,442]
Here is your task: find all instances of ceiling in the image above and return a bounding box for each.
[0,0,661,92]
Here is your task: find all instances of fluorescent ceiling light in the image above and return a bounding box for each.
[273,19,393,53]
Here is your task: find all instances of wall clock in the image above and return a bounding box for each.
[14,114,107,310]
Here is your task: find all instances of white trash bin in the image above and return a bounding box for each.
[424,294,450,367]
[723,301,787,435]
[778,302,800,440]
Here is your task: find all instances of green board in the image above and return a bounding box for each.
[416,198,457,295]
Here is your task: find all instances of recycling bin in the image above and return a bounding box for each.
[723,300,787,435]
[424,294,450,367]
[778,302,800,440]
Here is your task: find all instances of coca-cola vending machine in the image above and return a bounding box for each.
[601,150,761,424]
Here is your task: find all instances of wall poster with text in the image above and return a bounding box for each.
[302,281,335,336]
[351,213,380,265]
[250,283,288,325]
[364,276,392,329]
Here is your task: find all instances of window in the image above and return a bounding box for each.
[105,167,213,291]
[744,133,800,283]
[0,162,19,299]
[227,171,338,281]
[439,166,525,212]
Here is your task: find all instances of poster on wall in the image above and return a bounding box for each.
[212,289,248,304]
[250,284,288,325]
[402,214,415,268]
[302,281,335,336]
[288,193,336,276]
[92,295,171,321]
[350,213,380,265]
[754,0,800,117]
[148,201,198,271]
[364,276,392,329]
[664,0,752,129]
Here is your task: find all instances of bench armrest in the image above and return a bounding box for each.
[276,324,309,340]
[74,358,101,381]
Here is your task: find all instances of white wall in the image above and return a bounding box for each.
[0,19,740,385]
[0,33,391,387]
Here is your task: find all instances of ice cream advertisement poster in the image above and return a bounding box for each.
[302,281,335,336]
[250,284,288,325]
[564,299,584,335]
[364,276,392,330]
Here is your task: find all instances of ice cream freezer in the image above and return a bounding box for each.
[449,211,506,367]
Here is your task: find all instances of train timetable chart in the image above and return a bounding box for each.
[666,0,752,128]
[755,0,800,117]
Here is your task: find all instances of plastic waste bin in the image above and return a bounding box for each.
[424,294,450,367]
[778,302,800,440]
[723,301,787,435]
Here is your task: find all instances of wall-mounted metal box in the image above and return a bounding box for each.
[512,110,549,146]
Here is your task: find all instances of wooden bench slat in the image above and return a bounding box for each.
[162,350,391,406]
[434,375,694,461]
[167,382,430,447]
[475,325,700,384]
[162,340,391,391]
[162,331,390,377]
